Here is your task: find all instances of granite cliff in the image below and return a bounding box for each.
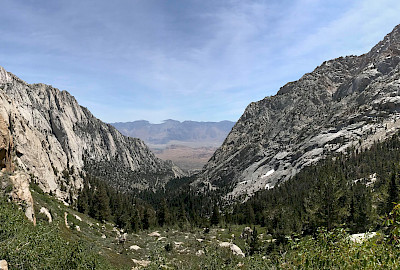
[199,24,400,200]
[0,66,183,200]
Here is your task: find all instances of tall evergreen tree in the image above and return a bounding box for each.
[142,208,150,230]
[129,208,141,232]
[248,226,259,256]
[77,183,89,214]
[387,169,399,213]
[210,204,220,226]
[90,184,111,222]
[304,169,348,231]
[158,199,170,227]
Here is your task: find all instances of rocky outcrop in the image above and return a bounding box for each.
[0,108,35,224]
[0,67,184,198]
[0,114,13,172]
[9,171,36,225]
[199,24,400,200]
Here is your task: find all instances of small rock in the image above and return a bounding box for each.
[39,207,52,223]
[118,233,127,244]
[73,214,82,221]
[129,245,141,251]
[349,232,377,243]
[174,241,183,247]
[75,225,80,232]
[196,238,204,243]
[196,250,205,256]
[101,234,106,239]
[148,231,161,237]
[157,237,167,241]
[64,212,69,228]
[132,258,151,267]
[240,227,253,240]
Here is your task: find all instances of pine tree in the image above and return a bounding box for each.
[177,202,188,229]
[245,204,255,225]
[158,199,170,227]
[77,184,89,214]
[304,168,348,231]
[142,208,150,230]
[387,169,399,214]
[248,226,259,255]
[90,184,111,222]
[129,208,141,232]
[210,204,220,226]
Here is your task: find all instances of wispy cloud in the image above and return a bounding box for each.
[1,0,399,123]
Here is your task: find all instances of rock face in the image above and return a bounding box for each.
[0,114,13,172]
[199,24,400,200]
[9,171,36,224]
[0,66,183,198]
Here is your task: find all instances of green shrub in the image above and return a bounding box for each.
[0,197,113,269]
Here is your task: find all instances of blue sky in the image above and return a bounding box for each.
[1,0,400,123]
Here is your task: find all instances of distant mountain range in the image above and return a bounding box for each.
[111,120,235,171]
[111,120,235,147]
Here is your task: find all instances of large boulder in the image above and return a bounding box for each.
[219,242,245,257]
[9,171,36,225]
[0,259,8,270]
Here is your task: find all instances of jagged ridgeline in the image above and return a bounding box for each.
[0,66,184,200]
[198,24,400,200]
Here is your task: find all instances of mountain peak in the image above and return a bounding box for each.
[198,24,400,200]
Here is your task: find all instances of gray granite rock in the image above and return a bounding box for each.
[0,66,183,199]
[198,24,400,200]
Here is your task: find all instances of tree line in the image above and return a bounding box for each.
[75,133,400,236]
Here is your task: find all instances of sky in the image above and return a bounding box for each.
[1,0,400,123]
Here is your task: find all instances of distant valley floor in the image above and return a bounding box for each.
[150,144,217,172]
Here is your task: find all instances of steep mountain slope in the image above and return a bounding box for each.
[0,66,182,199]
[199,24,400,200]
